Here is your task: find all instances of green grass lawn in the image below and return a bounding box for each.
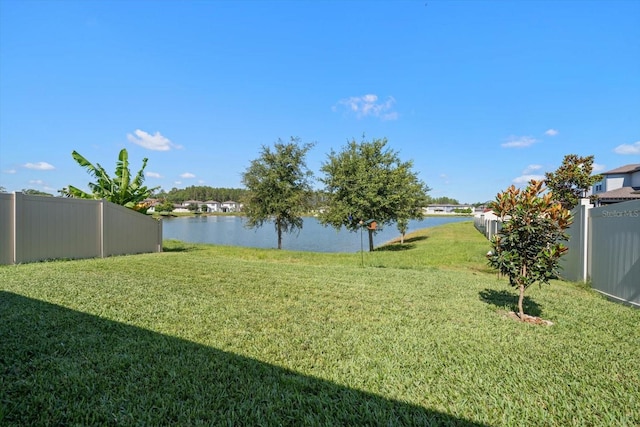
[1,221,638,426]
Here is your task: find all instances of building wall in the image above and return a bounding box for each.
[605,175,627,191]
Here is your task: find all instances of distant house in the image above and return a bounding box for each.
[182,200,203,208]
[220,200,240,213]
[173,204,190,213]
[424,204,474,215]
[591,163,640,206]
[204,200,221,212]
[143,198,160,213]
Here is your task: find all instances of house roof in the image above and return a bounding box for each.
[596,186,640,201]
[601,164,640,175]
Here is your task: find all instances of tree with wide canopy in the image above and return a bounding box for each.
[242,137,315,249]
[319,137,430,251]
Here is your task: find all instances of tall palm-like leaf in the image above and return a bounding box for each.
[62,149,158,212]
[114,149,130,205]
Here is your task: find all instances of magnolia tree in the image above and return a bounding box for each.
[487,180,573,320]
[544,154,602,210]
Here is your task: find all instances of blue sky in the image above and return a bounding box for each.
[1,0,638,203]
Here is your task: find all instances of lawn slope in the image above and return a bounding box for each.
[1,221,638,426]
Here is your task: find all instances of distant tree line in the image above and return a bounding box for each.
[156,186,247,204]
[153,186,476,208]
[426,196,460,205]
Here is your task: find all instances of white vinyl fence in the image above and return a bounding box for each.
[473,210,502,240]
[475,199,640,307]
[0,192,162,265]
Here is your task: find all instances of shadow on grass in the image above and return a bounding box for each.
[162,239,200,252]
[478,288,543,317]
[376,235,429,252]
[0,291,488,426]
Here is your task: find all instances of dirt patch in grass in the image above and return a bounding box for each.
[498,310,554,326]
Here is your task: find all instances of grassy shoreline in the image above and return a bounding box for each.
[1,222,638,425]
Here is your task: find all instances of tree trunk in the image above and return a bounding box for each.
[277,223,282,250]
[368,228,375,252]
[400,233,405,245]
[518,284,525,320]
[517,264,527,319]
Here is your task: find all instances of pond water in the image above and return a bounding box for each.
[162,215,471,253]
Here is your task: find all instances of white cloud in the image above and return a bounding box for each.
[513,165,545,184]
[501,136,537,148]
[24,162,55,170]
[3,169,17,174]
[513,174,545,184]
[127,129,181,151]
[146,171,162,178]
[198,179,206,184]
[592,163,606,172]
[180,172,195,179]
[29,179,45,185]
[523,164,542,174]
[174,181,182,185]
[544,129,559,136]
[334,94,398,120]
[613,141,640,155]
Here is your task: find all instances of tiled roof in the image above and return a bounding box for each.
[597,186,640,200]
[601,164,640,175]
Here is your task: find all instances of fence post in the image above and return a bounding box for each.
[577,199,593,282]
[13,192,23,264]
[99,199,105,258]
[9,192,17,265]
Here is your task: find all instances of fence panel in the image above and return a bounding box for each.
[589,200,640,306]
[15,193,101,263]
[0,193,161,265]
[474,212,501,240]
[560,201,591,282]
[103,202,162,256]
[0,193,14,264]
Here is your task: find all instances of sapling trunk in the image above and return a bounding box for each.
[518,284,525,320]
[518,264,527,319]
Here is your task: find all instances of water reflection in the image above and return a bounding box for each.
[162,215,470,253]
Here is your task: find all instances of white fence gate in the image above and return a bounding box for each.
[0,192,162,265]
[475,199,640,307]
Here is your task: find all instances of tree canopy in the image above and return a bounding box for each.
[318,137,430,250]
[61,149,158,212]
[241,137,315,249]
[22,189,54,197]
[159,186,247,204]
[544,154,602,210]
[487,180,573,320]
